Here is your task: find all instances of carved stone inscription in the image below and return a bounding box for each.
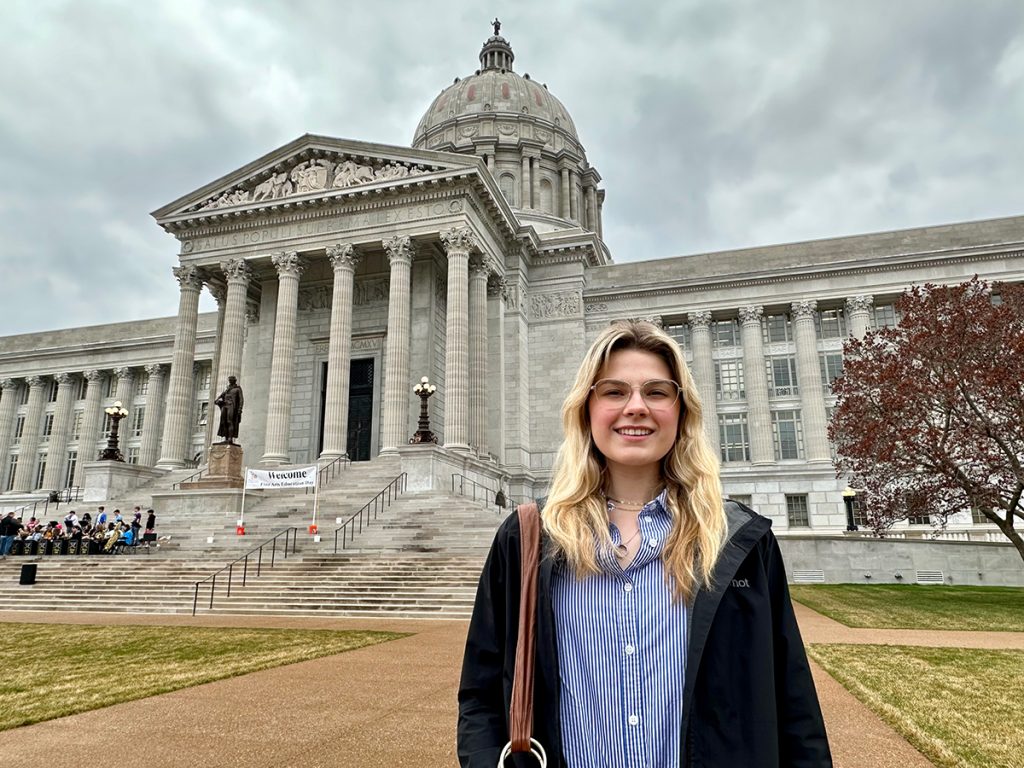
[182,199,464,254]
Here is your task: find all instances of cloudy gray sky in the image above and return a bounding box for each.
[2,0,1023,335]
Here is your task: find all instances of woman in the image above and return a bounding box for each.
[458,320,831,767]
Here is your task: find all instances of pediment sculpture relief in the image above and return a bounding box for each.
[192,155,431,212]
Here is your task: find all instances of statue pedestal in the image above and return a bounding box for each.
[180,443,244,490]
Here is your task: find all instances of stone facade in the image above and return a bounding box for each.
[0,28,1022,542]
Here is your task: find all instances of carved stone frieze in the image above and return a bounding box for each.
[585,302,608,314]
[297,286,331,312]
[529,290,582,320]
[191,153,430,212]
[298,277,391,311]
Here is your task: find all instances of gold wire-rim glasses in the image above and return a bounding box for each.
[588,378,683,410]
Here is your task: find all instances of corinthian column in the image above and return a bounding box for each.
[217,259,253,391]
[157,264,204,468]
[520,156,531,209]
[791,301,831,461]
[12,376,46,492]
[380,236,414,453]
[41,373,77,491]
[738,306,773,464]
[442,227,476,451]
[468,254,490,456]
[569,170,579,221]
[113,367,136,413]
[139,364,166,466]
[846,295,874,340]
[687,311,718,453]
[560,167,571,219]
[260,252,305,464]
[203,281,227,452]
[0,380,18,476]
[321,243,361,460]
[75,370,105,482]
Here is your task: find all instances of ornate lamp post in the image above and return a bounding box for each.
[842,486,858,532]
[100,401,130,461]
[410,376,438,444]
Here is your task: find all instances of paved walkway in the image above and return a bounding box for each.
[0,607,1018,767]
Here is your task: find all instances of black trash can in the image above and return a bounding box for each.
[19,563,37,585]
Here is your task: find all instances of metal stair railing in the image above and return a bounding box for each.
[333,473,408,553]
[8,483,83,522]
[304,454,351,495]
[191,527,299,615]
[172,465,209,490]
[451,473,518,514]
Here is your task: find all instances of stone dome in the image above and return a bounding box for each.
[412,30,580,149]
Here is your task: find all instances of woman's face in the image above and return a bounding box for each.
[588,348,681,475]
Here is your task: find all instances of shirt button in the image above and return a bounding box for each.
[623,583,633,592]
[624,644,635,655]
[628,715,639,726]
[642,516,651,523]
[648,538,659,547]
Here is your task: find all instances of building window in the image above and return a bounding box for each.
[65,451,77,488]
[718,413,750,462]
[819,353,844,394]
[103,413,113,438]
[817,308,847,339]
[4,455,17,491]
[715,360,745,400]
[971,508,990,525]
[42,413,54,439]
[712,320,739,348]
[195,401,209,428]
[786,494,810,527]
[729,494,752,508]
[772,409,804,460]
[12,416,25,445]
[499,173,516,207]
[763,313,793,344]
[665,323,690,350]
[852,498,870,528]
[77,377,88,400]
[766,356,799,397]
[131,407,145,437]
[71,410,84,441]
[195,366,211,394]
[47,379,59,403]
[34,454,46,489]
[137,375,149,396]
[126,447,140,465]
[907,512,931,526]
[105,375,117,398]
[17,385,29,406]
[873,304,898,328]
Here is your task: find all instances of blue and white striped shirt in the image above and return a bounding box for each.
[551,492,687,768]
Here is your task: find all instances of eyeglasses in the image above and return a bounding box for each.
[589,379,683,410]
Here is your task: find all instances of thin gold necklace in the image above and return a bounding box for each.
[615,528,641,558]
[603,489,662,507]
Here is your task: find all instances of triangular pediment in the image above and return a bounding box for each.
[153,134,479,224]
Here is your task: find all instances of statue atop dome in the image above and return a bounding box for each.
[492,17,500,36]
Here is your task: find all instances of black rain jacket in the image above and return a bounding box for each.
[457,500,833,767]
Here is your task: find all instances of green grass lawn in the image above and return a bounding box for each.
[790,583,1024,631]
[0,623,406,731]
[808,643,1024,768]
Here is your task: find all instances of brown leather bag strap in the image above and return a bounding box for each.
[509,501,541,753]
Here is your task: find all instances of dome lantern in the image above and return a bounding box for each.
[480,18,515,72]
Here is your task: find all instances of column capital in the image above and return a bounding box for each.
[383,235,414,266]
[271,251,305,278]
[220,257,254,284]
[327,243,360,271]
[738,305,764,326]
[687,310,713,329]
[84,369,103,383]
[441,226,479,255]
[26,375,45,389]
[846,295,874,314]
[144,363,165,378]
[245,305,260,325]
[113,366,134,382]
[469,253,492,279]
[791,300,817,319]
[0,378,16,391]
[55,372,75,386]
[172,264,204,291]
[626,315,663,328]
[487,274,505,298]
[207,281,227,305]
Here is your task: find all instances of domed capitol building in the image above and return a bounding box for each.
[1,25,1021,540]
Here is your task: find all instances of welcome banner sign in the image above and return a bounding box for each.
[245,466,318,489]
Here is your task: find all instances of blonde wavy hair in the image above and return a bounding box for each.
[542,319,726,603]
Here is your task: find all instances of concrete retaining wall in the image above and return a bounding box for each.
[777,535,1024,587]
